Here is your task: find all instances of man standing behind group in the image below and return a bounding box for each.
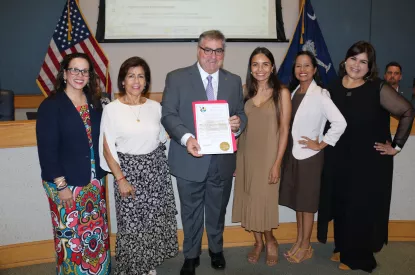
[384,61,408,99]
[161,30,247,275]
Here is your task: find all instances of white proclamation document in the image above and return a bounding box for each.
[193,101,236,155]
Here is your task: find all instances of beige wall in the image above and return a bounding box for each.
[79,0,300,94]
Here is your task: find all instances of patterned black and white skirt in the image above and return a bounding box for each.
[114,145,178,275]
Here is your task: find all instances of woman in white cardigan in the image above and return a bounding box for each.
[280,51,347,263]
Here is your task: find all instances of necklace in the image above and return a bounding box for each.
[128,105,142,122]
[122,96,145,122]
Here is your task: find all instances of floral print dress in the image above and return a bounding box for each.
[43,105,111,275]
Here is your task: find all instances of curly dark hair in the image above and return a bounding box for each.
[53,52,102,109]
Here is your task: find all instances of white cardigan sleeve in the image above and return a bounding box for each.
[321,89,347,146]
[99,104,120,172]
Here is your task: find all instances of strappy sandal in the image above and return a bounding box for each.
[330,252,340,262]
[265,241,279,266]
[284,243,300,258]
[287,245,313,263]
[247,243,264,264]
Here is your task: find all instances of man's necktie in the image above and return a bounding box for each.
[206,75,214,100]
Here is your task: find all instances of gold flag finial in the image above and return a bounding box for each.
[300,0,306,44]
[67,1,72,41]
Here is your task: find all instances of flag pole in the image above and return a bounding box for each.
[299,0,305,11]
[67,1,73,41]
[278,0,306,64]
[300,0,306,44]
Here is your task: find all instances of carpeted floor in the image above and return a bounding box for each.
[2,242,415,275]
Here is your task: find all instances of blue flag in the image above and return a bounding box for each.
[277,0,336,87]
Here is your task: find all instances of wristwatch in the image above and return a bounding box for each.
[392,143,402,153]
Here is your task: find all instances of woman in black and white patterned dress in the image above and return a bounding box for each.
[99,56,178,275]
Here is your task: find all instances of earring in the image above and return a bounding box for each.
[64,79,66,84]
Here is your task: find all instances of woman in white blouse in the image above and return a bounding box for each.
[99,57,178,275]
[279,51,346,263]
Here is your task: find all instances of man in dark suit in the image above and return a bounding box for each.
[161,30,247,275]
[384,61,411,100]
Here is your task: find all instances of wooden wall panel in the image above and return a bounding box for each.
[14,95,45,109]
[1,221,414,269]
[14,93,163,109]
[0,121,36,148]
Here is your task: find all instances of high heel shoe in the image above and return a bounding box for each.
[287,245,313,263]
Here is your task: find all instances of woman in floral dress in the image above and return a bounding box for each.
[37,53,111,275]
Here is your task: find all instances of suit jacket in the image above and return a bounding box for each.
[36,90,106,186]
[383,83,412,101]
[161,63,247,182]
[291,80,346,160]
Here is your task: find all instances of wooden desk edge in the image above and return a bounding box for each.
[14,93,163,109]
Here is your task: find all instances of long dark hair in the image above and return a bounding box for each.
[245,47,282,120]
[338,41,378,81]
[288,51,323,91]
[53,52,102,110]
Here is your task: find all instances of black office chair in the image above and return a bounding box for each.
[0,89,15,121]
[26,111,38,120]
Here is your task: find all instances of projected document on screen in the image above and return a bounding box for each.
[101,0,279,40]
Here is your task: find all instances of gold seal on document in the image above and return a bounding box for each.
[220,142,230,151]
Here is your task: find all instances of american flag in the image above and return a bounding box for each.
[36,0,112,96]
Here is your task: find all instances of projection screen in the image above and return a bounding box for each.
[96,0,287,42]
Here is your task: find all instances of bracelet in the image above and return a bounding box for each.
[57,185,68,192]
[393,144,402,153]
[57,180,67,188]
[116,176,126,184]
[54,176,64,182]
[54,176,66,185]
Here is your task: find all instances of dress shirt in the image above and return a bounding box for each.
[180,63,219,146]
[197,62,219,99]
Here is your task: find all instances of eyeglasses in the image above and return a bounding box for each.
[199,46,225,56]
[66,67,90,77]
